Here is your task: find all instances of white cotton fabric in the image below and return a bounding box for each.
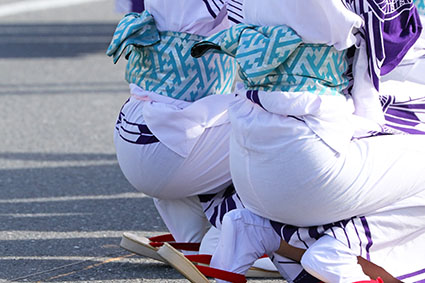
[242,0,386,132]
[254,88,381,154]
[242,0,363,51]
[298,191,425,283]
[351,39,386,124]
[301,235,371,283]
[130,84,238,158]
[229,95,425,226]
[114,92,233,199]
[153,196,210,246]
[210,209,281,283]
[144,0,230,36]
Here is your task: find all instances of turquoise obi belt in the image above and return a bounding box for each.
[107,11,237,102]
[191,24,350,97]
[414,0,425,15]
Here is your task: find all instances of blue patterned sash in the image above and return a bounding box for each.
[414,0,425,14]
[192,25,349,97]
[107,11,236,102]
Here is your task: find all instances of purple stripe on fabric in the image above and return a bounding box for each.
[121,120,157,136]
[246,90,252,101]
[360,216,373,261]
[282,225,298,243]
[308,227,321,240]
[385,108,421,123]
[397,268,425,281]
[329,227,336,238]
[120,126,145,135]
[131,0,144,12]
[122,118,146,127]
[390,102,425,110]
[296,229,309,249]
[226,195,237,213]
[227,2,242,11]
[119,132,159,145]
[235,193,244,208]
[251,90,265,109]
[219,199,228,224]
[202,199,215,214]
[198,193,217,203]
[202,0,217,17]
[209,205,219,227]
[384,124,425,135]
[211,0,220,10]
[351,218,363,257]
[385,115,420,127]
[293,270,321,283]
[228,15,241,24]
[380,95,396,111]
[343,227,352,249]
[276,260,299,264]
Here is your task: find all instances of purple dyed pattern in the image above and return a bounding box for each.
[246,90,265,109]
[198,186,244,229]
[344,0,422,89]
[360,216,373,261]
[397,267,425,281]
[202,0,243,24]
[381,95,425,135]
[116,110,159,145]
[131,0,144,12]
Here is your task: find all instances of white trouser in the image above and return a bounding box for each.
[210,209,281,282]
[301,235,370,283]
[229,97,425,227]
[114,108,232,199]
[114,95,232,243]
[153,197,210,245]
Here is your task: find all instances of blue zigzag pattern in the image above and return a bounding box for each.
[107,11,236,102]
[192,25,349,96]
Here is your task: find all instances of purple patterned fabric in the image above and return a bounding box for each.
[344,0,422,90]
[380,95,425,135]
[131,0,144,12]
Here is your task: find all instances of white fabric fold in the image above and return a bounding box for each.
[130,84,238,158]
[351,39,386,124]
[144,0,230,36]
[252,88,381,154]
[242,0,363,50]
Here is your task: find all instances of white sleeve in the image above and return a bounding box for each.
[242,0,363,50]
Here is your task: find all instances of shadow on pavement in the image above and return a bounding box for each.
[0,22,118,58]
[0,153,178,281]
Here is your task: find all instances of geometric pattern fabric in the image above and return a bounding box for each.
[107,11,237,102]
[192,24,350,97]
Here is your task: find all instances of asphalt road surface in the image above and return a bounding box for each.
[0,0,281,282]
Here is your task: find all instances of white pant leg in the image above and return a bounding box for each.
[230,98,425,226]
[115,98,232,251]
[153,197,209,247]
[301,235,370,283]
[211,209,281,282]
[114,98,232,199]
[199,225,221,255]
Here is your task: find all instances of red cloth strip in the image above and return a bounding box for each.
[185,254,212,265]
[148,233,175,242]
[149,241,200,251]
[196,265,247,283]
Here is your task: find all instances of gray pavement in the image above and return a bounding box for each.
[0,1,281,282]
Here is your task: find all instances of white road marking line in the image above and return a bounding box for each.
[0,0,106,18]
